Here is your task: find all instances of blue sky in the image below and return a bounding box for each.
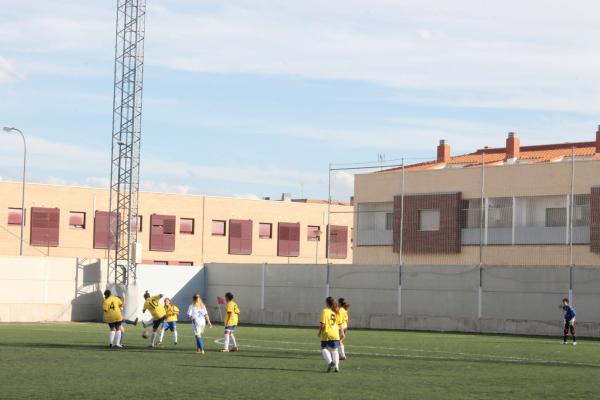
[1,0,600,200]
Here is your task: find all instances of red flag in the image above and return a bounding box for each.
[217,296,225,305]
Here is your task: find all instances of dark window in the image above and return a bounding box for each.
[546,208,567,227]
[69,211,86,229]
[134,215,143,233]
[150,214,176,252]
[385,213,394,231]
[153,260,169,265]
[178,261,194,266]
[278,222,300,257]
[328,225,348,259]
[259,223,272,239]
[7,208,23,225]
[212,220,226,236]
[93,211,117,249]
[180,218,195,234]
[229,219,252,255]
[307,225,321,241]
[418,209,440,231]
[30,207,60,247]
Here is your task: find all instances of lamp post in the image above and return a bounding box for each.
[314,229,323,264]
[3,127,27,256]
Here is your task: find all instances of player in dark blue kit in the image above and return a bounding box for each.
[560,298,577,346]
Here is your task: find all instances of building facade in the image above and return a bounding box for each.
[354,129,600,266]
[0,181,353,265]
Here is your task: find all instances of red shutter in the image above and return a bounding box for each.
[94,211,116,249]
[328,225,348,259]
[180,218,194,234]
[30,207,59,247]
[241,220,252,254]
[278,222,299,257]
[150,214,176,252]
[229,220,241,254]
[7,208,22,225]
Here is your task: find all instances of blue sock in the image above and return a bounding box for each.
[196,336,203,350]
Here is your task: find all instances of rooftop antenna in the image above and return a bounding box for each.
[378,153,386,170]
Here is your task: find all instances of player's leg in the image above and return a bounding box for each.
[321,341,333,371]
[108,323,116,347]
[222,329,230,352]
[119,325,125,346]
[230,327,238,351]
[331,342,340,372]
[114,322,123,348]
[158,322,167,345]
[339,329,347,360]
[172,322,178,345]
[149,319,161,347]
[571,322,577,345]
[563,321,569,344]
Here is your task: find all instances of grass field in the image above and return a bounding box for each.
[1,323,599,399]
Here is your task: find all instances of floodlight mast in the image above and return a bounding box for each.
[108,0,146,286]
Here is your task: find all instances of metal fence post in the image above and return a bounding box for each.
[326,263,330,298]
[478,266,483,319]
[261,263,265,310]
[398,265,402,316]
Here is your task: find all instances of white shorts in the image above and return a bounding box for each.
[192,318,206,337]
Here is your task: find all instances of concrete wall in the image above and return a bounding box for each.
[0,181,353,265]
[205,263,600,337]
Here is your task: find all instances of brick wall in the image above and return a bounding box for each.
[393,192,462,254]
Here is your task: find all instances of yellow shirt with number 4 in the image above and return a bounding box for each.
[320,307,341,341]
[102,295,123,323]
[225,301,240,327]
[143,295,166,319]
[165,304,179,323]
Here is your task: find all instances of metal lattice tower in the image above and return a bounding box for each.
[108,0,146,286]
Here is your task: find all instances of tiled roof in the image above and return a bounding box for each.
[384,141,599,172]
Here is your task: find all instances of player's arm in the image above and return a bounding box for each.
[205,312,213,328]
[225,311,232,326]
[102,302,109,312]
[318,322,325,337]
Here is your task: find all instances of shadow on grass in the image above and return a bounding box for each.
[178,364,322,374]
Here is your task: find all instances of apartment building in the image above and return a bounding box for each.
[354,128,600,266]
[0,181,353,265]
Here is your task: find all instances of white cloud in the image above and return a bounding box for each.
[0,57,24,83]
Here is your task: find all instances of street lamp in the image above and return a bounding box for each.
[3,127,27,256]
[314,229,323,264]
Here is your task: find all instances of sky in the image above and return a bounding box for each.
[1,0,600,200]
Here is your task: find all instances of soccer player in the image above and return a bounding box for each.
[561,297,577,345]
[102,289,123,348]
[338,298,350,360]
[319,297,342,372]
[221,292,240,352]
[187,293,213,354]
[142,291,167,348]
[159,298,179,346]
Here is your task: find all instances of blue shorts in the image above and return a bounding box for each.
[108,321,122,330]
[321,340,340,349]
[163,321,177,331]
[225,326,236,332]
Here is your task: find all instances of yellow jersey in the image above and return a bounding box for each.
[165,304,179,323]
[143,295,166,319]
[102,295,123,323]
[338,307,349,329]
[320,307,341,341]
[225,301,240,327]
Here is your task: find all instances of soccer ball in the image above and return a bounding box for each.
[141,330,150,339]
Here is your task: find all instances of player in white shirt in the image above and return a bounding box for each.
[187,293,213,354]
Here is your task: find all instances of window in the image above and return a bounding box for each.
[259,223,272,239]
[153,260,168,265]
[573,195,590,227]
[307,225,321,241]
[278,222,300,257]
[385,213,394,231]
[134,215,143,232]
[229,219,253,255]
[7,208,23,225]
[180,218,195,235]
[488,198,512,228]
[328,225,348,259]
[178,261,194,266]
[419,209,440,231]
[546,208,567,227]
[212,220,226,236]
[69,211,86,229]
[94,211,117,249]
[30,207,60,247]
[150,214,176,252]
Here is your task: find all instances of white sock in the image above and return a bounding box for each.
[120,330,125,345]
[339,343,346,358]
[321,349,332,365]
[150,332,157,346]
[115,331,122,346]
[159,329,165,343]
[332,349,340,369]
[230,334,238,348]
[223,333,230,350]
[173,330,178,343]
[108,331,116,345]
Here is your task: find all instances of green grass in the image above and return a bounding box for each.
[1,323,599,399]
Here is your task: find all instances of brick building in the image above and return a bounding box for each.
[354,128,600,266]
